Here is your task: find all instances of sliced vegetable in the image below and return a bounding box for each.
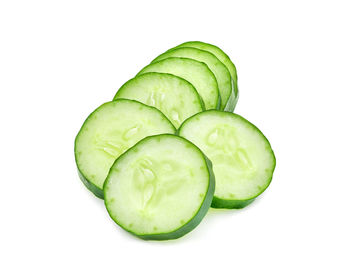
[104,134,215,240]
[174,41,238,111]
[74,99,176,198]
[152,47,232,110]
[137,57,219,110]
[178,110,275,209]
[114,72,203,128]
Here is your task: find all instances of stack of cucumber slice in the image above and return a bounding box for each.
[75,41,276,240]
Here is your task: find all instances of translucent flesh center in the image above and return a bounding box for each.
[75,102,175,189]
[180,114,274,200]
[131,157,188,216]
[116,74,202,128]
[205,125,254,174]
[105,137,209,235]
[147,91,182,127]
[95,125,141,158]
[139,58,218,109]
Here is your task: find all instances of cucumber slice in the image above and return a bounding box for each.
[74,99,176,198]
[174,41,238,112]
[114,73,203,128]
[152,47,232,111]
[137,57,219,110]
[178,110,275,209]
[104,134,215,240]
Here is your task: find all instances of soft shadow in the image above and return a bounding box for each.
[129,198,263,246]
[80,175,264,245]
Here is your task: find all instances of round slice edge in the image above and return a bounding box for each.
[137,57,220,110]
[152,47,232,110]
[104,134,215,240]
[74,99,176,198]
[178,110,275,209]
[173,41,238,112]
[114,72,204,128]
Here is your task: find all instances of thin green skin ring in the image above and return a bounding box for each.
[76,168,104,199]
[74,99,176,199]
[173,41,238,83]
[172,41,239,112]
[211,197,254,209]
[223,79,239,113]
[137,57,221,110]
[113,72,206,112]
[151,47,232,111]
[103,134,216,240]
[178,110,276,209]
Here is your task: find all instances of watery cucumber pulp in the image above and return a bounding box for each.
[74,99,175,198]
[152,47,232,110]
[114,72,203,128]
[137,57,220,110]
[104,134,215,240]
[178,110,275,209]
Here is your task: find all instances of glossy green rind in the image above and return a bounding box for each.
[211,197,255,209]
[104,134,215,240]
[74,99,176,199]
[178,110,276,209]
[173,41,238,111]
[77,168,104,199]
[224,85,238,113]
[152,47,232,110]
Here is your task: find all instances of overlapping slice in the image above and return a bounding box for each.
[114,72,203,128]
[104,134,215,240]
[174,41,238,111]
[74,99,176,198]
[137,57,219,110]
[152,47,232,110]
[178,110,275,209]
[74,40,276,241]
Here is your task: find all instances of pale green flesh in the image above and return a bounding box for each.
[104,135,210,236]
[114,73,203,128]
[75,100,175,191]
[152,47,232,110]
[138,57,219,110]
[179,111,275,201]
[175,41,237,87]
[174,41,238,111]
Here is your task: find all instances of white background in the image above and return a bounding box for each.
[1,0,349,279]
